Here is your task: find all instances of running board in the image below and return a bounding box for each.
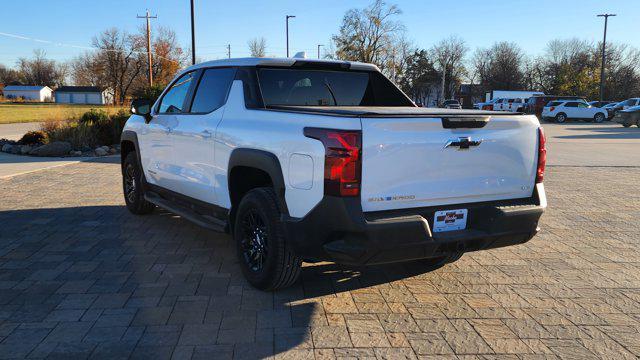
[144,192,227,233]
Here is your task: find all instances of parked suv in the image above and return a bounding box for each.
[541,100,607,123]
[121,58,546,290]
[525,95,587,118]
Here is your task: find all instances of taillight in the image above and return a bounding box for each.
[550,106,555,112]
[536,127,546,183]
[304,128,362,197]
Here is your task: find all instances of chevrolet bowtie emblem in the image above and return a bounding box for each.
[444,137,482,150]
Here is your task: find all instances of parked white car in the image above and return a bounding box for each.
[122,57,546,290]
[541,100,607,123]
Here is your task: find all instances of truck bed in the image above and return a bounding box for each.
[266,105,512,117]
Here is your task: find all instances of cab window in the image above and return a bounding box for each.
[189,68,237,113]
[158,72,195,113]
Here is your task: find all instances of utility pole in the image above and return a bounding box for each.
[227,44,231,59]
[137,10,157,88]
[190,0,196,65]
[286,15,295,57]
[317,44,324,59]
[597,13,616,102]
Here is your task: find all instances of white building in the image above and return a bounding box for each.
[3,85,53,102]
[54,86,113,105]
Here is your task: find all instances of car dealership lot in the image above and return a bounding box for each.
[0,123,638,359]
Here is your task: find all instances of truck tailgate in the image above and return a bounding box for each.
[360,115,540,212]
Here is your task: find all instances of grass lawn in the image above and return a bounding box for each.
[0,103,127,124]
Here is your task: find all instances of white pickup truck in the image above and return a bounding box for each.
[121,58,547,290]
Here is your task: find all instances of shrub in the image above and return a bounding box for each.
[79,108,109,125]
[19,130,48,145]
[41,109,131,150]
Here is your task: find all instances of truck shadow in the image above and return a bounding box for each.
[0,205,439,358]
[554,126,640,140]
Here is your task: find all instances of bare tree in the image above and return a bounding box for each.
[431,36,468,102]
[93,28,146,104]
[17,49,67,87]
[332,0,405,70]
[473,42,526,91]
[0,64,21,85]
[248,37,267,58]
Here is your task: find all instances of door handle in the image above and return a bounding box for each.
[200,129,213,139]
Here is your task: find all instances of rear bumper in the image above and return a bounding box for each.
[284,184,546,266]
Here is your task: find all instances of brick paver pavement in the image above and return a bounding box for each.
[0,157,639,359]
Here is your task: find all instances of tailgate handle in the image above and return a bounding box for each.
[442,116,490,129]
[444,137,482,150]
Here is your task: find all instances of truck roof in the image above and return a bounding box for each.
[183,57,379,73]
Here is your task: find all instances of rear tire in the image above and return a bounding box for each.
[555,113,567,123]
[122,152,155,215]
[234,187,301,291]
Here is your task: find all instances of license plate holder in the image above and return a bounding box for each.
[433,209,468,233]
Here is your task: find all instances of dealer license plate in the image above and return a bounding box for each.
[433,209,468,233]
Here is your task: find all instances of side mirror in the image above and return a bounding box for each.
[131,99,153,123]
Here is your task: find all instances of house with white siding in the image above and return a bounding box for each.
[54,86,113,105]
[3,85,53,102]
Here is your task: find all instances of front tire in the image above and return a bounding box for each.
[234,188,301,290]
[594,113,605,123]
[122,152,155,215]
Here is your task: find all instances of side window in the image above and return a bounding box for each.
[578,103,588,108]
[565,102,578,107]
[190,68,237,113]
[158,72,195,113]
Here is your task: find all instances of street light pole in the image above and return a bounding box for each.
[286,15,296,57]
[317,44,324,59]
[597,13,616,102]
[190,0,196,65]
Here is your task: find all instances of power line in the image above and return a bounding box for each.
[0,31,180,64]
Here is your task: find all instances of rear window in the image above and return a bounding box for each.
[257,68,413,107]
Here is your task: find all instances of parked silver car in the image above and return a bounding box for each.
[441,99,462,109]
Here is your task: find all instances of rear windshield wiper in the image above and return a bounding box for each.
[323,80,338,106]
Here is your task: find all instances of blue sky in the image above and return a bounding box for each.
[1,0,638,67]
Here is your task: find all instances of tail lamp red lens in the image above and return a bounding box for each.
[304,128,362,197]
[549,106,555,112]
[536,127,546,183]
